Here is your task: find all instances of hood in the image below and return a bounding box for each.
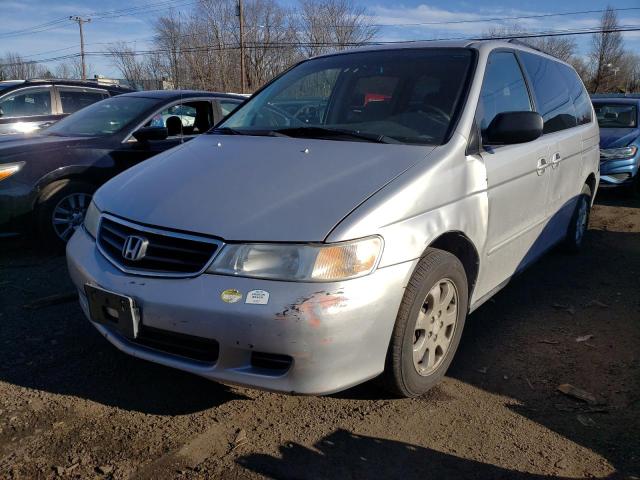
[599,127,640,149]
[95,135,433,242]
[0,133,97,162]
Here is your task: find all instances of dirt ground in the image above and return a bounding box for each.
[0,190,638,480]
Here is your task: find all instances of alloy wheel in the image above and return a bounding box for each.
[412,278,458,376]
[51,192,92,242]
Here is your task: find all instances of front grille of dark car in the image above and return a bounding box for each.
[132,325,219,364]
[97,215,221,276]
[608,173,632,181]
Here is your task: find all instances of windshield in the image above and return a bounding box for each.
[594,103,638,128]
[45,96,157,136]
[219,48,474,145]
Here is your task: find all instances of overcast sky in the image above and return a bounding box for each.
[1,0,639,78]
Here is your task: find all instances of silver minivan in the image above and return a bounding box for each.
[66,40,599,397]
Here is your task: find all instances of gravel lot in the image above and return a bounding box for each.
[1,191,639,480]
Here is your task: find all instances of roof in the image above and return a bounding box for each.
[312,39,563,64]
[0,78,133,91]
[120,90,247,100]
[591,94,640,104]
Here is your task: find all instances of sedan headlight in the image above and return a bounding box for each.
[0,162,25,182]
[600,145,638,160]
[83,200,101,239]
[207,236,383,282]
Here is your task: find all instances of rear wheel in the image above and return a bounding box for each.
[382,248,468,397]
[562,183,592,252]
[36,180,96,249]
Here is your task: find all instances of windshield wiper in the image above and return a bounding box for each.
[270,127,400,144]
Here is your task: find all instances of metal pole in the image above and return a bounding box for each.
[237,0,246,94]
[70,16,91,80]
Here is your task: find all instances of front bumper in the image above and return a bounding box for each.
[66,228,417,395]
[599,156,639,187]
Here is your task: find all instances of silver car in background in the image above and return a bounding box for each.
[67,40,599,397]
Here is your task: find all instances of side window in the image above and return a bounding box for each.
[219,100,241,117]
[59,88,108,114]
[477,52,532,137]
[147,101,213,136]
[519,53,578,133]
[558,64,592,125]
[0,88,52,117]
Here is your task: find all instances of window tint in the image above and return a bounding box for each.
[219,100,241,116]
[222,49,474,146]
[477,51,532,135]
[557,65,592,125]
[148,101,213,136]
[519,53,577,133]
[45,96,156,136]
[59,88,108,114]
[0,88,52,117]
[593,103,637,128]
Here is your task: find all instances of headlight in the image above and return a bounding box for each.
[0,162,25,182]
[600,145,637,160]
[207,236,383,282]
[83,200,101,239]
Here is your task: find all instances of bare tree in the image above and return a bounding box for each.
[0,52,49,80]
[483,25,576,62]
[107,42,147,88]
[589,6,624,93]
[154,11,185,89]
[297,0,378,57]
[54,57,91,79]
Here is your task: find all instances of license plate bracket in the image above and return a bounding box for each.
[85,284,140,339]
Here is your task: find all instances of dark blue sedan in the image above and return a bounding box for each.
[591,95,640,192]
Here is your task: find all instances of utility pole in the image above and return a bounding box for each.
[236,0,246,93]
[69,16,91,80]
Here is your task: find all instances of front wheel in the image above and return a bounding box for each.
[36,180,96,249]
[382,248,468,397]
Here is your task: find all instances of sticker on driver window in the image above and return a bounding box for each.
[245,289,269,305]
[221,289,242,304]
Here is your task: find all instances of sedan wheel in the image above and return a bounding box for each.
[51,192,93,242]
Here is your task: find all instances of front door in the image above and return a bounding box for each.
[474,51,554,299]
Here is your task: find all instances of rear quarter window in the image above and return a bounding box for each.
[558,64,592,125]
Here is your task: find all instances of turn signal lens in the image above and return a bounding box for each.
[0,162,24,182]
[311,237,382,281]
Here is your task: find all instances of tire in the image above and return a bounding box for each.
[562,183,592,253]
[35,180,96,250]
[382,248,469,398]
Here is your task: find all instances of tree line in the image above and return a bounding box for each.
[1,2,638,94]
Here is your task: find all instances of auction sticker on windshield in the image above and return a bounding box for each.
[246,289,270,305]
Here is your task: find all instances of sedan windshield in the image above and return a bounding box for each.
[219,48,474,145]
[45,96,157,136]
[594,103,638,128]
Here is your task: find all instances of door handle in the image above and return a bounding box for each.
[536,158,549,176]
[551,152,561,169]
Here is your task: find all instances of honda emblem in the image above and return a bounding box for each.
[122,235,149,261]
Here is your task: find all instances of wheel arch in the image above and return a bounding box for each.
[427,231,480,302]
[585,172,597,203]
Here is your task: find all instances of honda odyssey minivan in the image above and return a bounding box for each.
[67,40,599,397]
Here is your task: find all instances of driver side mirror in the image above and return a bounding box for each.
[132,126,168,142]
[485,111,543,145]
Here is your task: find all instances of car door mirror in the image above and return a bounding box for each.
[485,111,543,145]
[132,126,168,142]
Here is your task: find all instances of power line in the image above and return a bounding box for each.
[367,6,640,28]
[3,24,638,68]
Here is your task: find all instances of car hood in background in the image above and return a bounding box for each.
[0,133,99,162]
[95,135,433,242]
[599,127,640,149]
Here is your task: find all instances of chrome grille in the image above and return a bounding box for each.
[97,215,221,276]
